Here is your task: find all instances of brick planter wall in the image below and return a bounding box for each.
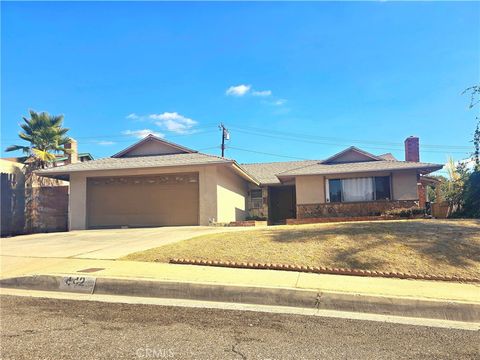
[297,200,418,219]
[229,220,268,227]
[170,258,480,283]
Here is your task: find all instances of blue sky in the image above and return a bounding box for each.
[2,1,479,170]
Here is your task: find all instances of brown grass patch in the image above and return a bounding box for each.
[123,219,480,278]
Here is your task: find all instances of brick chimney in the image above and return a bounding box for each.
[64,138,78,165]
[404,136,419,162]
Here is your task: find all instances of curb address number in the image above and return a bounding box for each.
[59,275,96,293]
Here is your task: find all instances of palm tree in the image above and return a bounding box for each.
[5,110,70,169]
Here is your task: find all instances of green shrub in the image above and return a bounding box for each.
[453,170,480,218]
[245,215,267,221]
[384,207,425,218]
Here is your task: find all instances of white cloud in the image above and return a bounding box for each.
[122,129,164,139]
[252,90,272,97]
[226,84,251,96]
[96,140,115,146]
[126,113,139,120]
[149,112,197,134]
[273,99,287,106]
[125,111,199,135]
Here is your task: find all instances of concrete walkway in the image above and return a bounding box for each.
[0,226,249,259]
[1,255,479,304]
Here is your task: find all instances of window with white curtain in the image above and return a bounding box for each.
[342,177,374,202]
[327,176,391,202]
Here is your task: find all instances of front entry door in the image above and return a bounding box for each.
[269,186,296,224]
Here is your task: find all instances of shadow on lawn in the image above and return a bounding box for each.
[267,220,480,270]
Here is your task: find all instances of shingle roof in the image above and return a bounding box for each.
[277,160,443,177]
[378,153,397,161]
[37,146,443,186]
[37,152,232,175]
[241,160,319,184]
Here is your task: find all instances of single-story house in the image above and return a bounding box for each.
[37,135,443,230]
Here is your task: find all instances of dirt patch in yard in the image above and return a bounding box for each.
[123,219,480,279]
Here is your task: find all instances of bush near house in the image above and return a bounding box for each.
[384,207,425,218]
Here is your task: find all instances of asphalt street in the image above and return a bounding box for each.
[1,295,478,360]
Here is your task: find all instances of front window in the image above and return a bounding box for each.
[328,179,342,202]
[250,189,263,209]
[327,176,391,202]
[374,176,391,200]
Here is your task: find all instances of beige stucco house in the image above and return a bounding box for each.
[38,135,442,230]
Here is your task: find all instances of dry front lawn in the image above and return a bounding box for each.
[123,219,480,278]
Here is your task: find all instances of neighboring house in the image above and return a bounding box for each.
[1,138,93,235]
[3,138,94,167]
[37,134,443,230]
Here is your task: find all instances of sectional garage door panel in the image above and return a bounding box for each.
[87,173,199,228]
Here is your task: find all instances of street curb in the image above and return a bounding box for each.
[1,275,479,323]
[169,258,480,283]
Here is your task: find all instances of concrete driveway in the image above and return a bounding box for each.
[0,226,249,260]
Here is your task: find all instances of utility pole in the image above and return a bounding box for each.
[219,123,230,157]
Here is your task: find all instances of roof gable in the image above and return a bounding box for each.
[112,134,196,158]
[378,153,397,161]
[322,146,381,164]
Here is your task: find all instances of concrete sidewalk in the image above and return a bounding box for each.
[2,255,479,304]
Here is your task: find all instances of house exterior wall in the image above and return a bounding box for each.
[69,165,217,229]
[294,170,420,219]
[327,152,375,163]
[70,173,87,230]
[295,171,418,204]
[121,141,186,157]
[391,171,418,200]
[296,175,325,204]
[216,165,248,223]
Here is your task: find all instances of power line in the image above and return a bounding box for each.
[227,146,310,160]
[228,125,472,151]
[1,122,472,154]
[0,127,218,143]
[228,127,471,155]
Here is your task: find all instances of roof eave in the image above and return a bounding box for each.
[36,159,234,177]
[231,162,260,185]
[276,164,444,178]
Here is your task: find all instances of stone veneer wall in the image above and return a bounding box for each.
[246,186,269,220]
[297,200,419,219]
[25,185,69,233]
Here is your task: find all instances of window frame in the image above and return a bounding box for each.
[250,189,263,209]
[326,175,392,203]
